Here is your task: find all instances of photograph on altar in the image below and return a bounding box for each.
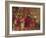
[12,7,40,31]
[8,2,44,35]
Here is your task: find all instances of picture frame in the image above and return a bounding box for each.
[5,1,45,37]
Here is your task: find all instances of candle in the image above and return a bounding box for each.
[21,22,24,30]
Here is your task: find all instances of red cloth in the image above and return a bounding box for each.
[14,17,36,30]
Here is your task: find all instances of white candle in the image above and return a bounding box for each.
[21,22,25,30]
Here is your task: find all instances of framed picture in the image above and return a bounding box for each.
[5,1,45,37]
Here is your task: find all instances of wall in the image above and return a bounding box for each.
[0,0,46,38]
